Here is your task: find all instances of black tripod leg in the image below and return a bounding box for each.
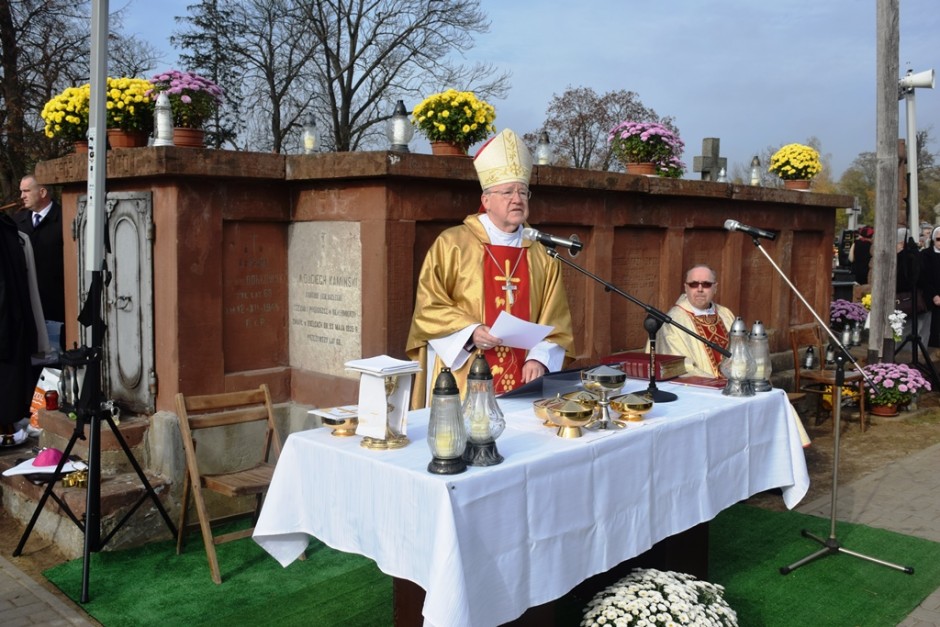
[13,424,86,557]
[100,414,177,540]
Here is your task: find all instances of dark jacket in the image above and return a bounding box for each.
[14,201,64,322]
[0,213,38,426]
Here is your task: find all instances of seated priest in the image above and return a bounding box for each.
[655,264,734,378]
[652,263,811,447]
[406,128,575,408]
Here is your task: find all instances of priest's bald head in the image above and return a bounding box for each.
[475,129,533,233]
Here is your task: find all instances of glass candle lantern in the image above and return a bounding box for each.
[426,367,468,474]
[385,99,414,152]
[747,320,773,392]
[720,317,756,397]
[461,352,505,466]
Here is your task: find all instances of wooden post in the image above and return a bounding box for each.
[870,0,900,364]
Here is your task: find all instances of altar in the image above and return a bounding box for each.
[253,382,809,627]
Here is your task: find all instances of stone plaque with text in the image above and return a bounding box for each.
[289,222,363,377]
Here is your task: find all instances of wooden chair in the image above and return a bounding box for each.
[789,323,866,432]
[175,384,282,584]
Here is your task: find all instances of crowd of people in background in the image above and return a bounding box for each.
[846,221,940,358]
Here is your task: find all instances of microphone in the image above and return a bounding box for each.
[521,228,584,252]
[724,219,777,241]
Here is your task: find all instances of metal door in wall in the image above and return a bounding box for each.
[76,192,155,414]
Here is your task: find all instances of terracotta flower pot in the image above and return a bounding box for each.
[430,141,469,157]
[784,179,811,191]
[870,403,899,417]
[625,162,657,176]
[107,128,148,149]
[73,140,89,154]
[173,127,206,148]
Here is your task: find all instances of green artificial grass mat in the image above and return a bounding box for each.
[43,528,392,627]
[709,505,940,627]
[43,505,940,626]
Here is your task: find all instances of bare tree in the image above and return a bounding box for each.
[108,33,164,78]
[303,0,508,152]
[0,0,90,198]
[173,0,507,153]
[525,86,675,171]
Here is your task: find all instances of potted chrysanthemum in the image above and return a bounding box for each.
[41,84,91,150]
[411,89,496,155]
[608,120,685,177]
[105,76,155,147]
[863,361,931,415]
[769,143,821,189]
[829,298,867,330]
[148,69,224,147]
[582,568,738,627]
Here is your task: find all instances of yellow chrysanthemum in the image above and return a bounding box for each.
[412,89,496,146]
[769,143,822,181]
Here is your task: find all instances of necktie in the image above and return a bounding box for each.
[32,213,41,228]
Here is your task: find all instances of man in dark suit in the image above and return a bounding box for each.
[16,174,64,323]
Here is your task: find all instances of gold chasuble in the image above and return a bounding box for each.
[406,215,575,408]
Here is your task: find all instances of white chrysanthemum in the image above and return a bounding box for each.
[582,569,737,627]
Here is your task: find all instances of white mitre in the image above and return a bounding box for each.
[472,128,533,191]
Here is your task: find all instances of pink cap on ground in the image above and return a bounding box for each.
[34,448,63,467]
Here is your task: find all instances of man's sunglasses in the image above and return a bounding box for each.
[686,281,715,289]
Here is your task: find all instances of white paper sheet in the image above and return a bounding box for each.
[489,311,552,349]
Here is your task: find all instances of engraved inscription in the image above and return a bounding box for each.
[288,222,363,376]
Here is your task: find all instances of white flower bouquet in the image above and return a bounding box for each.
[582,568,737,626]
[888,309,907,341]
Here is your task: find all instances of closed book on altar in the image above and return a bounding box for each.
[600,351,687,380]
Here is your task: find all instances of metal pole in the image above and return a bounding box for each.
[87,0,108,272]
[904,91,919,234]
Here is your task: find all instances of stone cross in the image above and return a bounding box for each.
[692,138,727,182]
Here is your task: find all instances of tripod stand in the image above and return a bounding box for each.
[735,233,913,576]
[13,275,177,603]
[894,246,939,387]
[779,352,913,575]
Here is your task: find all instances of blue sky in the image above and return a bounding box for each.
[117,0,940,179]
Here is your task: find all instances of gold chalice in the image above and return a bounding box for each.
[610,393,654,422]
[581,365,627,430]
[533,395,565,427]
[546,399,595,439]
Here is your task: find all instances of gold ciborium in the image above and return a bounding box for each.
[581,365,627,430]
[533,395,564,427]
[546,399,595,439]
[610,393,654,422]
[322,415,359,437]
[562,390,600,408]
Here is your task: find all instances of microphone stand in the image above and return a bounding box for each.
[543,246,731,403]
[737,234,911,576]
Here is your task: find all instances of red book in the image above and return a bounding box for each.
[600,351,687,380]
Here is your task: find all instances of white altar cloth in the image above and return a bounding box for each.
[253,383,809,627]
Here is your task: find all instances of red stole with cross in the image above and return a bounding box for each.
[482,244,530,393]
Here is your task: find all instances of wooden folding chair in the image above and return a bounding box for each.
[175,384,282,584]
[789,323,866,433]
